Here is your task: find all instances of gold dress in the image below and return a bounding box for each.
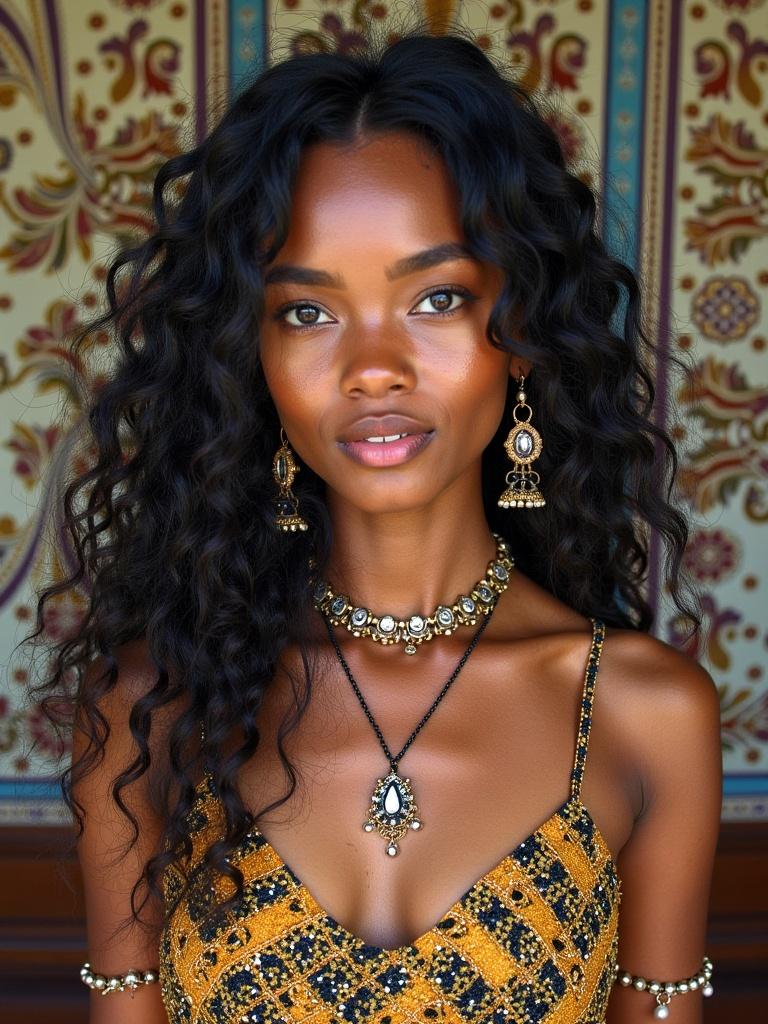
[160,618,620,1023]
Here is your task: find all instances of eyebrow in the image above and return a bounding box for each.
[263,242,477,288]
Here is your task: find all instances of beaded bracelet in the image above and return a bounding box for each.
[614,955,713,1019]
[80,962,160,997]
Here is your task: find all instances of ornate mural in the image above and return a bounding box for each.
[0,0,765,824]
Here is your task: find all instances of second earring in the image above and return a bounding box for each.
[273,428,309,532]
[498,375,546,510]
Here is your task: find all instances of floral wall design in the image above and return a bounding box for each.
[0,0,765,824]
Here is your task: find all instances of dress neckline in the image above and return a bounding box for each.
[210,779,617,954]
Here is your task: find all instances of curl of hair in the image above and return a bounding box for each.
[21,26,699,938]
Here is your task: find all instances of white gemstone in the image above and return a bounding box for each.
[383,782,402,815]
[515,430,533,456]
[408,615,425,634]
[653,1006,669,1020]
[379,614,396,634]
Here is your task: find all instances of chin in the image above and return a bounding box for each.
[329,484,443,517]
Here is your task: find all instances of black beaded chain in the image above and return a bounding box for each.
[321,606,495,773]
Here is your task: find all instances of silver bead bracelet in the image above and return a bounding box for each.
[614,955,713,1019]
[80,962,159,996]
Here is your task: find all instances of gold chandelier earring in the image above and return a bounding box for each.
[498,374,546,510]
[272,428,309,532]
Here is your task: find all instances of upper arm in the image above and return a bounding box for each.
[72,639,184,1024]
[605,634,723,1024]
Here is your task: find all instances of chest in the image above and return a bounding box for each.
[222,640,627,950]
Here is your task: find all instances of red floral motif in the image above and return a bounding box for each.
[677,358,768,517]
[0,7,183,274]
[666,592,741,669]
[684,115,768,266]
[683,528,741,583]
[507,14,589,95]
[719,684,768,761]
[100,20,180,103]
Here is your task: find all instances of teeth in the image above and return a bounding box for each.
[363,433,409,443]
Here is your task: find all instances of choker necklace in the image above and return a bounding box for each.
[322,608,494,855]
[312,532,514,655]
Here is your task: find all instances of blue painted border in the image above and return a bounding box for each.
[0,778,61,800]
[722,774,768,796]
[602,0,648,270]
[229,0,268,95]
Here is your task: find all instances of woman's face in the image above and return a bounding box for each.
[259,131,516,516]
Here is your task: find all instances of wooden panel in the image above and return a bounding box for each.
[0,821,765,1022]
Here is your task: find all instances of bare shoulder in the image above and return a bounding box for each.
[75,635,193,811]
[598,625,720,718]
[83,634,175,702]
[597,625,722,810]
[83,635,190,723]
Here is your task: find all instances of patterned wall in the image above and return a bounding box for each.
[0,0,765,826]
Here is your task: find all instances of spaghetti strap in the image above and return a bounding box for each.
[570,617,606,800]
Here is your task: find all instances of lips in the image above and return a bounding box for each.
[336,413,435,468]
[337,413,433,444]
[339,431,435,468]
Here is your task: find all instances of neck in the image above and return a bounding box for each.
[323,489,501,618]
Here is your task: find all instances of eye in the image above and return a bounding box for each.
[411,287,475,316]
[275,303,335,330]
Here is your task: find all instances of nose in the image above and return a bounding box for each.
[338,326,417,399]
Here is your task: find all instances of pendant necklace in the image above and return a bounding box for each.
[321,605,495,856]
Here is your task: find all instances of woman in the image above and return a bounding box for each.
[31,28,721,1024]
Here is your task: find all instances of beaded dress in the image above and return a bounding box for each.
[160,617,620,1023]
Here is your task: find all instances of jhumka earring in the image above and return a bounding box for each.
[272,428,309,532]
[497,374,546,510]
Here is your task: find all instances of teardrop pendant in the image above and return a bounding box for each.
[363,769,422,855]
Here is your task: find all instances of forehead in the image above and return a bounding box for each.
[277,132,465,258]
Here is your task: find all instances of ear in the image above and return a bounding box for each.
[509,358,533,382]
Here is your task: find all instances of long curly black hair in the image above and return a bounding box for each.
[21,27,699,938]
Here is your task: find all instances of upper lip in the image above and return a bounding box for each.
[337,413,434,443]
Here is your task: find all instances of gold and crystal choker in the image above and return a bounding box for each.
[311,532,514,655]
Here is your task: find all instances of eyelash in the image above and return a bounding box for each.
[272,286,477,332]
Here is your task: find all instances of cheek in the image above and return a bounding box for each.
[261,337,317,413]
[440,347,511,433]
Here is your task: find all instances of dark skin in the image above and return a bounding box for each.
[75,131,722,1024]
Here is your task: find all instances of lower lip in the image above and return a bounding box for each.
[338,432,435,467]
